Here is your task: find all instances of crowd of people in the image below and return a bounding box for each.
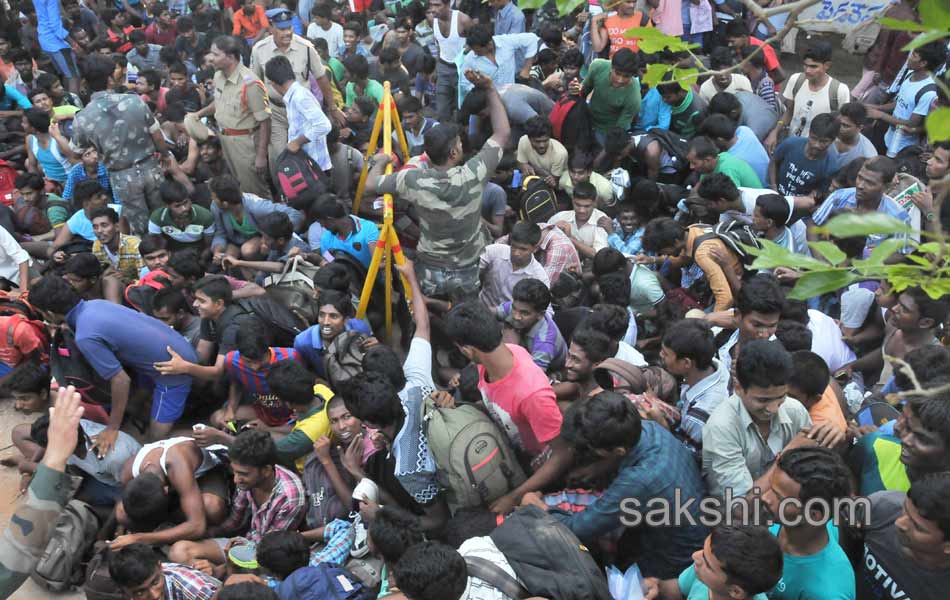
[0,0,949,598]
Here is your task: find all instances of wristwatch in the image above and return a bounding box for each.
[925,211,936,222]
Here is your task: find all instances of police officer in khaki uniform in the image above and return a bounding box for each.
[250,8,345,175]
[189,35,272,199]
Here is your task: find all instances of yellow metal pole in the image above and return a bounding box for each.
[356,223,387,320]
[351,97,385,215]
[382,83,394,339]
[391,103,411,164]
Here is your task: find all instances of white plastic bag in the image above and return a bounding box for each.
[606,563,645,600]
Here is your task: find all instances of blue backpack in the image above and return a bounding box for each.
[277,564,368,600]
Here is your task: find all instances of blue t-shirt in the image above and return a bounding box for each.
[679,564,768,600]
[767,522,855,600]
[319,216,380,269]
[66,204,123,241]
[0,85,32,110]
[730,125,769,186]
[773,136,833,197]
[293,319,373,377]
[66,299,198,386]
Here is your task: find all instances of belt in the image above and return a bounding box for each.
[270,99,286,108]
[112,154,155,172]
[438,57,456,67]
[221,128,256,136]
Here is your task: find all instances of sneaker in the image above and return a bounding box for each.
[350,512,370,558]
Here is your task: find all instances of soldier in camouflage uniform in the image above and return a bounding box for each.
[0,386,85,599]
[71,55,170,236]
[366,70,510,298]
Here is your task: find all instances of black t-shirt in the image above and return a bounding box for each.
[853,490,950,599]
[199,304,255,355]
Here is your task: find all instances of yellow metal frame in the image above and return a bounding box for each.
[353,82,412,340]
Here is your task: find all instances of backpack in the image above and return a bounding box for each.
[791,73,843,113]
[0,313,50,364]
[519,175,558,225]
[422,393,526,512]
[236,296,308,347]
[0,159,19,206]
[263,257,319,325]
[549,94,598,154]
[277,563,368,600]
[488,505,613,600]
[50,327,112,406]
[31,499,100,592]
[0,290,43,321]
[302,452,351,529]
[124,269,172,315]
[895,70,939,107]
[324,330,368,389]
[637,129,690,174]
[690,221,763,267]
[83,547,124,600]
[276,149,328,204]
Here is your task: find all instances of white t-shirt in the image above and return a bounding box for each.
[0,225,30,284]
[306,21,345,57]
[782,73,851,138]
[616,340,647,367]
[458,536,521,600]
[807,309,855,374]
[699,73,753,103]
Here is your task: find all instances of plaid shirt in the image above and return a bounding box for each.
[537,223,580,285]
[219,465,305,543]
[162,563,221,600]
[309,519,354,567]
[63,162,118,204]
[92,233,143,282]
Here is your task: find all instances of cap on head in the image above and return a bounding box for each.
[266,8,294,29]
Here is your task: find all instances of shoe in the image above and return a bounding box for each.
[350,512,370,558]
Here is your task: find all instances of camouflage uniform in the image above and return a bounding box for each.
[249,34,326,175]
[71,92,166,235]
[213,63,273,199]
[0,465,77,597]
[377,139,502,297]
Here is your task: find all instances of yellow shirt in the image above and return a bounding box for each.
[290,383,334,471]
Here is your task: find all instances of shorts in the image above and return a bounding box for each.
[150,380,192,423]
[44,48,79,79]
[414,260,479,299]
[197,466,231,501]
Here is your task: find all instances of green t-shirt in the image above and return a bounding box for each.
[767,522,856,600]
[46,193,70,228]
[679,564,769,600]
[582,58,641,134]
[710,152,764,188]
[147,204,215,248]
[848,431,909,496]
[328,57,345,84]
[345,78,384,107]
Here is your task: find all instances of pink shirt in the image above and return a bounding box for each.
[478,344,562,456]
[652,0,683,37]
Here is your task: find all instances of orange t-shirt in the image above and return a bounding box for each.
[232,5,269,39]
[606,12,652,56]
[808,385,848,432]
[0,316,47,368]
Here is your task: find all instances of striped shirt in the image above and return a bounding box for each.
[674,359,729,455]
[224,347,300,425]
[812,187,912,251]
[161,563,221,600]
[63,162,118,204]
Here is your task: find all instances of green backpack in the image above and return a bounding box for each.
[423,395,527,512]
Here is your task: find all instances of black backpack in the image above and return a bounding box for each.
[691,221,763,267]
[639,129,690,174]
[83,547,124,600]
[276,149,328,204]
[50,327,112,406]
[236,296,308,347]
[485,506,612,600]
[519,175,558,224]
[31,499,100,592]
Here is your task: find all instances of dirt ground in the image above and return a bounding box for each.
[0,29,870,600]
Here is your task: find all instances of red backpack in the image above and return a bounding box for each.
[124,270,172,315]
[0,159,20,207]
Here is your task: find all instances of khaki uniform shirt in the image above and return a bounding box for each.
[250,34,326,105]
[213,63,271,130]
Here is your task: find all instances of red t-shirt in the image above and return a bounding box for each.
[749,37,780,73]
[478,344,562,457]
[0,316,46,368]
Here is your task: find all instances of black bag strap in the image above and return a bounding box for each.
[464,557,529,600]
[690,230,719,260]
